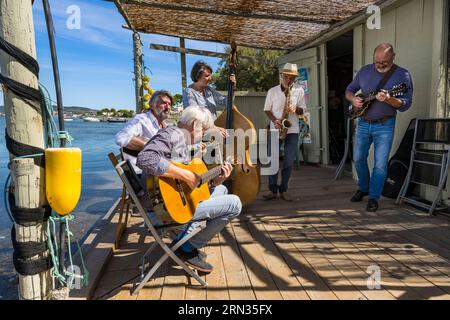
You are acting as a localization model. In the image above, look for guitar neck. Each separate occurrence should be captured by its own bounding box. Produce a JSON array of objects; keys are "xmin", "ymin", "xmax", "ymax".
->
[{"xmin": 199, "ymin": 166, "xmax": 223, "ymax": 185}]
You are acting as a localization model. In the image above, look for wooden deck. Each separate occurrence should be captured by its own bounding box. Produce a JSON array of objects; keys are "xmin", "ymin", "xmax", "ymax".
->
[{"xmin": 90, "ymin": 165, "xmax": 450, "ymax": 300}]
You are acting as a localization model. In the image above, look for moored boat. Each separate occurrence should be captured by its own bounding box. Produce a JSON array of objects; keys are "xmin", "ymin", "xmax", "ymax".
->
[
  {"xmin": 83, "ymin": 116, "xmax": 100, "ymax": 122},
  {"xmin": 107, "ymin": 117, "xmax": 127, "ymax": 123}
]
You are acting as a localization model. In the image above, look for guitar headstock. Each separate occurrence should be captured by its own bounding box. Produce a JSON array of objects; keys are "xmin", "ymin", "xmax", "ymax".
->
[{"xmin": 389, "ymin": 82, "xmax": 408, "ymax": 97}]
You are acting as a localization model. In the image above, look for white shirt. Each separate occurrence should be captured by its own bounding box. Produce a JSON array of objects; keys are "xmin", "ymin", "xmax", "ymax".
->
[
  {"xmin": 264, "ymin": 84, "xmax": 307, "ymax": 135},
  {"xmin": 115, "ymin": 110, "xmax": 163, "ymax": 173}
]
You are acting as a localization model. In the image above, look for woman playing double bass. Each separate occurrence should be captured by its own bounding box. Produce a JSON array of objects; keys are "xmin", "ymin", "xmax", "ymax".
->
[{"xmin": 182, "ymin": 60, "xmax": 236, "ymax": 137}]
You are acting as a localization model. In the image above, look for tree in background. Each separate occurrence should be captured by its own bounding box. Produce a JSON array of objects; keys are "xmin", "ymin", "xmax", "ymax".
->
[
  {"xmin": 211, "ymin": 47, "xmax": 286, "ymax": 92},
  {"xmin": 173, "ymin": 93, "xmax": 182, "ymax": 105},
  {"xmin": 117, "ymin": 109, "xmax": 134, "ymax": 118}
]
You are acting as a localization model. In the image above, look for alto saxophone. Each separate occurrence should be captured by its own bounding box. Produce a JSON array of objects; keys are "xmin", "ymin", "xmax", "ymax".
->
[{"xmin": 279, "ymin": 83, "xmax": 293, "ymax": 140}]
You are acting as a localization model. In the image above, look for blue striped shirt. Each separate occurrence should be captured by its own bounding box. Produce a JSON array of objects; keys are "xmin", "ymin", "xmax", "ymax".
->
[{"xmin": 136, "ymin": 126, "xmax": 190, "ymax": 177}]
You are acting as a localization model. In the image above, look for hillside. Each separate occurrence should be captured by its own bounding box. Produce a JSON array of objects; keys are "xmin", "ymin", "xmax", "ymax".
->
[{"xmin": 0, "ymin": 105, "xmax": 97, "ymax": 114}]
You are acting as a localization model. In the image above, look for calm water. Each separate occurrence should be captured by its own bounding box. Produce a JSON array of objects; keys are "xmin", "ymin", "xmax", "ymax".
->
[{"xmin": 0, "ymin": 116, "xmax": 124, "ymax": 299}]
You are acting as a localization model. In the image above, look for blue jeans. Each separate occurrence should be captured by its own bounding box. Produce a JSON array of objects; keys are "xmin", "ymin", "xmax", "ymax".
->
[
  {"xmin": 184, "ymin": 185, "xmax": 242, "ymax": 249},
  {"xmin": 268, "ymin": 133, "xmax": 299, "ymax": 193},
  {"xmin": 354, "ymin": 118, "xmax": 395, "ymax": 200}
]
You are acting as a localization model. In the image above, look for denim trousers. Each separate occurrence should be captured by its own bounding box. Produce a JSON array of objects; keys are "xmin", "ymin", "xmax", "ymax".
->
[
  {"xmin": 268, "ymin": 133, "xmax": 299, "ymax": 193},
  {"xmin": 184, "ymin": 185, "xmax": 242, "ymax": 249},
  {"xmin": 354, "ymin": 117, "xmax": 396, "ymax": 200}
]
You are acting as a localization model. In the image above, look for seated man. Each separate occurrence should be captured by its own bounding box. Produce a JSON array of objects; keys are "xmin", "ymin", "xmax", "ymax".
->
[
  {"xmin": 115, "ymin": 90, "xmax": 172, "ymax": 172},
  {"xmin": 136, "ymin": 106, "xmax": 242, "ymax": 273}
]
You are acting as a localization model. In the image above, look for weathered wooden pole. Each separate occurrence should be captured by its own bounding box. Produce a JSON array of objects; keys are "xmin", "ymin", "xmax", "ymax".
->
[
  {"xmin": 180, "ymin": 37, "xmax": 187, "ymax": 89},
  {"xmin": 133, "ymin": 31, "xmax": 143, "ymax": 113},
  {"xmin": 0, "ymin": 0, "xmax": 51, "ymax": 299}
]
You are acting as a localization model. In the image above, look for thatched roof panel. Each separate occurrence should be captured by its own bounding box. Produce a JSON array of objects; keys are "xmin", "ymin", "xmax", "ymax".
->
[{"xmin": 115, "ymin": 0, "xmax": 386, "ymax": 49}]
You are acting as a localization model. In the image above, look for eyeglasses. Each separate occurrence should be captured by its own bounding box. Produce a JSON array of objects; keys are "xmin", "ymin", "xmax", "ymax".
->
[{"xmin": 374, "ymin": 57, "xmax": 394, "ymax": 66}]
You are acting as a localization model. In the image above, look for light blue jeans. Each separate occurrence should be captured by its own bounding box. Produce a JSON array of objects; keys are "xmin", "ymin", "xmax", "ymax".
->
[
  {"xmin": 268, "ymin": 133, "xmax": 299, "ymax": 193},
  {"xmin": 354, "ymin": 117, "xmax": 396, "ymax": 200},
  {"xmin": 184, "ymin": 185, "xmax": 242, "ymax": 249}
]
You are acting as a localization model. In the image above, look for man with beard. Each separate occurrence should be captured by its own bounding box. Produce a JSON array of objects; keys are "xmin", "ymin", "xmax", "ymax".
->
[
  {"xmin": 346, "ymin": 43, "xmax": 413, "ymax": 212},
  {"xmin": 115, "ymin": 90, "xmax": 173, "ymax": 171}
]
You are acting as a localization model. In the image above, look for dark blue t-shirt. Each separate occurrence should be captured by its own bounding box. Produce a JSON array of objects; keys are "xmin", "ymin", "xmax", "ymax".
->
[{"xmin": 346, "ymin": 64, "xmax": 413, "ymax": 120}]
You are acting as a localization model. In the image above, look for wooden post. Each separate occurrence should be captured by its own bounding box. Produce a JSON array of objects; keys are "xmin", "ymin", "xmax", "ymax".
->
[
  {"xmin": 133, "ymin": 32, "xmax": 143, "ymax": 113},
  {"xmin": 0, "ymin": 0, "xmax": 51, "ymax": 299},
  {"xmin": 180, "ymin": 37, "xmax": 187, "ymax": 89}
]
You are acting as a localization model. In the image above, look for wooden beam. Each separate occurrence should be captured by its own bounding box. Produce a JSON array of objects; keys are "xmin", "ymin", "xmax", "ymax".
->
[
  {"xmin": 150, "ymin": 43, "xmax": 227, "ymax": 59},
  {"xmin": 149, "ymin": 43, "xmax": 262, "ymax": 64},
  {"xmin": 0, "ymin": 0, "xmax": 51, "ymax": 300},
  {"xmin": 179, "ymin": 38, "xmax": 187, "ymax": 89},
  {"xmin": 119, "ymin": 0, "xmax": 333, "ymax": 24},
  {"xmin": 133, "ymin": 32, "xmax": 143, "ymax": 112},
  {"xmin": 112, "ymin": 0, "xmax": 136, "ymax": 32}
]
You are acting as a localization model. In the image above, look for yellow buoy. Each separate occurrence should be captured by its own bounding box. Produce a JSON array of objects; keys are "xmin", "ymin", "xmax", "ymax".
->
[{"xmin": 45, "ymin": 148, "xmax": 82, "ymax": 216}]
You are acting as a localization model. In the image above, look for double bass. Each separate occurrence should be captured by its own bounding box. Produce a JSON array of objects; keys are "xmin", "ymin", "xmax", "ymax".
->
[{"xmin": 214, "ymin": 42, "xmax": 260, "ymax": 206}]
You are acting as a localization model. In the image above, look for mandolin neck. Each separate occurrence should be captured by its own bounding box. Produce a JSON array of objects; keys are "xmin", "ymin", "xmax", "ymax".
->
[{"xmin": 365, "ymin": 88, "xmax": 390, "ymax": 103}]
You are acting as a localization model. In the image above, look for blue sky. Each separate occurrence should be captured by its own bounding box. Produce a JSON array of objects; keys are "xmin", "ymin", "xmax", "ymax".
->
[{"xmin": 1, "ymin": 0, "xmax": 227, "ymax": 110}]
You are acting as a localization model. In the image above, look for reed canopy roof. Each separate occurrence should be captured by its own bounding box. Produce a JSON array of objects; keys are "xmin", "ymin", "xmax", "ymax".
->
[{"xmin": 114, "ymin": 0, "xmax": 385, "ymax": 50}]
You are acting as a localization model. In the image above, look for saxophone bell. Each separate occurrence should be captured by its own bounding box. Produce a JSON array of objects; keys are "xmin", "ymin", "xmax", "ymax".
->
[{"xmin": 281, "ymin": 119, "xmax": 292, "ymax": 129}]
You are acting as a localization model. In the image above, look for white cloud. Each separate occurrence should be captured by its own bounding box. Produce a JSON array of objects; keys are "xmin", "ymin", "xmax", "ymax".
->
[{"xmin": 33, "ymin": 0, "xmax": 131, "ymax": 52}]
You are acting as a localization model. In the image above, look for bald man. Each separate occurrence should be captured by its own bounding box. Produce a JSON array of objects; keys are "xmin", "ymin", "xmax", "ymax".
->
[{"xmin": 345, "ymin": 43, "xmax": 413, "ymax": 212}]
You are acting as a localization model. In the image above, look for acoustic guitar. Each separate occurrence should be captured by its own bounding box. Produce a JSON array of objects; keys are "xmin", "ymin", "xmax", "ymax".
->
[
  {"xmin": 157, "ymin": 159, "xmax": 225, "ymax": 224},
  {"xmin": 348, "ymin": 82, "xmax": 407, "ymax": 120}
]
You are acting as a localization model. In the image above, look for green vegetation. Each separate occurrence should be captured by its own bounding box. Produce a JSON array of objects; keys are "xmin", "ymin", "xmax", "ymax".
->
[
  {"xmin": 212, "ymin": 47, "xmax": 286, "ymax": 92},
  {"xmin": 97, "ymin": 108, "xmax": 134, "ymax": 118},
  {"xmin": 173, "ymin": 93, "xmax": 182, "ymax": 105}
]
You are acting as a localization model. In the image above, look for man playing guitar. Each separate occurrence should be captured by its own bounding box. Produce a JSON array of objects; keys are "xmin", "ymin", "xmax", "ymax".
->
[
  {"xmin": 136, "ymin": 106, "xmax": 242, "ymax": 273},
  {"xmin": 345, "ymin": 43, "xmax": 413, "ymax": 212}
]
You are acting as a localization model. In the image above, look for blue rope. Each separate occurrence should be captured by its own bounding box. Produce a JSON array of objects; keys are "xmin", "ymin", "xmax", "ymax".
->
[
  {"xmin": 39, "ymin": 83, "xmax": 74, "ymax": 147},
  {"xmin": 46, "ymin": 214, "xmax": 89, "ymax": 288}
]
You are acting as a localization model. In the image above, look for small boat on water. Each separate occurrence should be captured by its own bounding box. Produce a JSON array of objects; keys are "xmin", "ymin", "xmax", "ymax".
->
[
  {"xmin": 107, "ymin": 117, "xmax": 127, "ymax": 123},
  {"xmin": 83, "ymin": 117, "xmax": 100, "ymax": 122},
  {"xmin": 64, "ymin": 118, "xmax": 73, "ymax": 122}
]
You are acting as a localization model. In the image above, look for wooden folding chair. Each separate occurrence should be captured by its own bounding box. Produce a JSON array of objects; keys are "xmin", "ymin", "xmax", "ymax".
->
[
  {"xmin": 108, "ymin": 151, "xmax": 133, "ymax": 250},
  {"xmin": 113, "ymin": 159, "xmax": 208, "ymax": 295}
]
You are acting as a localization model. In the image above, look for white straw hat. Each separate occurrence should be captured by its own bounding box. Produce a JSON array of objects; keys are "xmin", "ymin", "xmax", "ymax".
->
[{"xmin": 281, "ymin": 63, "xmax": 298, "ymax": 76}]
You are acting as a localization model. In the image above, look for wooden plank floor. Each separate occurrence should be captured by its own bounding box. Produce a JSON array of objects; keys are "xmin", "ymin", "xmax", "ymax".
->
[{"xmin": 91, "ymin": 165, "xmax": 450, "ymax": 300}]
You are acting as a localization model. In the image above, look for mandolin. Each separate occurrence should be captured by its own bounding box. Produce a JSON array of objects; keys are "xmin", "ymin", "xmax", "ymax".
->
[
  {"xmin": 157, "ymin": 159, "xmax": 225, "ymax": 224},
  {"xmin": 348, "ymin": 82, "xmax": 407, "ymax": 120}
]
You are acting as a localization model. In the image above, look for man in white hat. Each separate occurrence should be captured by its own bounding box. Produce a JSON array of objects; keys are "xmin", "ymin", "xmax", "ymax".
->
[{"xmin": 263, "ymin": 63, "xmax": 307, "ymax": 201}]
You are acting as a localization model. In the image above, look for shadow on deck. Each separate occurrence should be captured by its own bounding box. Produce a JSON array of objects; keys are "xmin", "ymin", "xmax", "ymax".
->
[{"xmin": 76, "ymin": 165, "xmax": 450, "ymax": 300}]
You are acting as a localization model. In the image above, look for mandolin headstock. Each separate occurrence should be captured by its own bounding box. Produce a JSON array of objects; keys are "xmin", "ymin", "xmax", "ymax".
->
[{"xmin": 389, "ymin": 82, "xmax": 408, "ymax": 97}]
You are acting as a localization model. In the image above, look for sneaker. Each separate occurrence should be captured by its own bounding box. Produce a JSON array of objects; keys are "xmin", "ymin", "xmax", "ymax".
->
[
  {"xmin": 175, "ymin": 249, "xmax": 213, "ymax": 273},
  {"xmin": 366, "ymin": 199, "xmax": 379, "ymax": 212},
  {"xmin": 350, "ymin": 190, "xmax": 369, "ymax": 202},
  {"xmin": 170, "ymin": 239, "xmax": 207, "ymax": 259},
  {"xmin": 280, "ymin": 192, "xmax": 293, "ymax": 202},
  {"xmin": 263, "ymin": 191, "xmax": 277, "ymax": 201}
]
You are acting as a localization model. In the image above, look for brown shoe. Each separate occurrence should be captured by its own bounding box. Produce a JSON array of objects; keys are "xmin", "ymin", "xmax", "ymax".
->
[
  {"xmin": 280, "ymin": 192, "xmax": 293, "ymax": 202},
  {"xmin": 263, "ymin": 191, "xmax": 277, "ymax": 201}
]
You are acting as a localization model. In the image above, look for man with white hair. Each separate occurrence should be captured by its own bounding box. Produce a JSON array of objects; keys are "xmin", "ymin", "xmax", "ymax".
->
[
  {"xmin": 136, "ymin": 106, "xmax": 242, "ymax": 273},
  {"xmin": 346, "ymin": 43, "xmax": 413, "ymax": 212}
]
